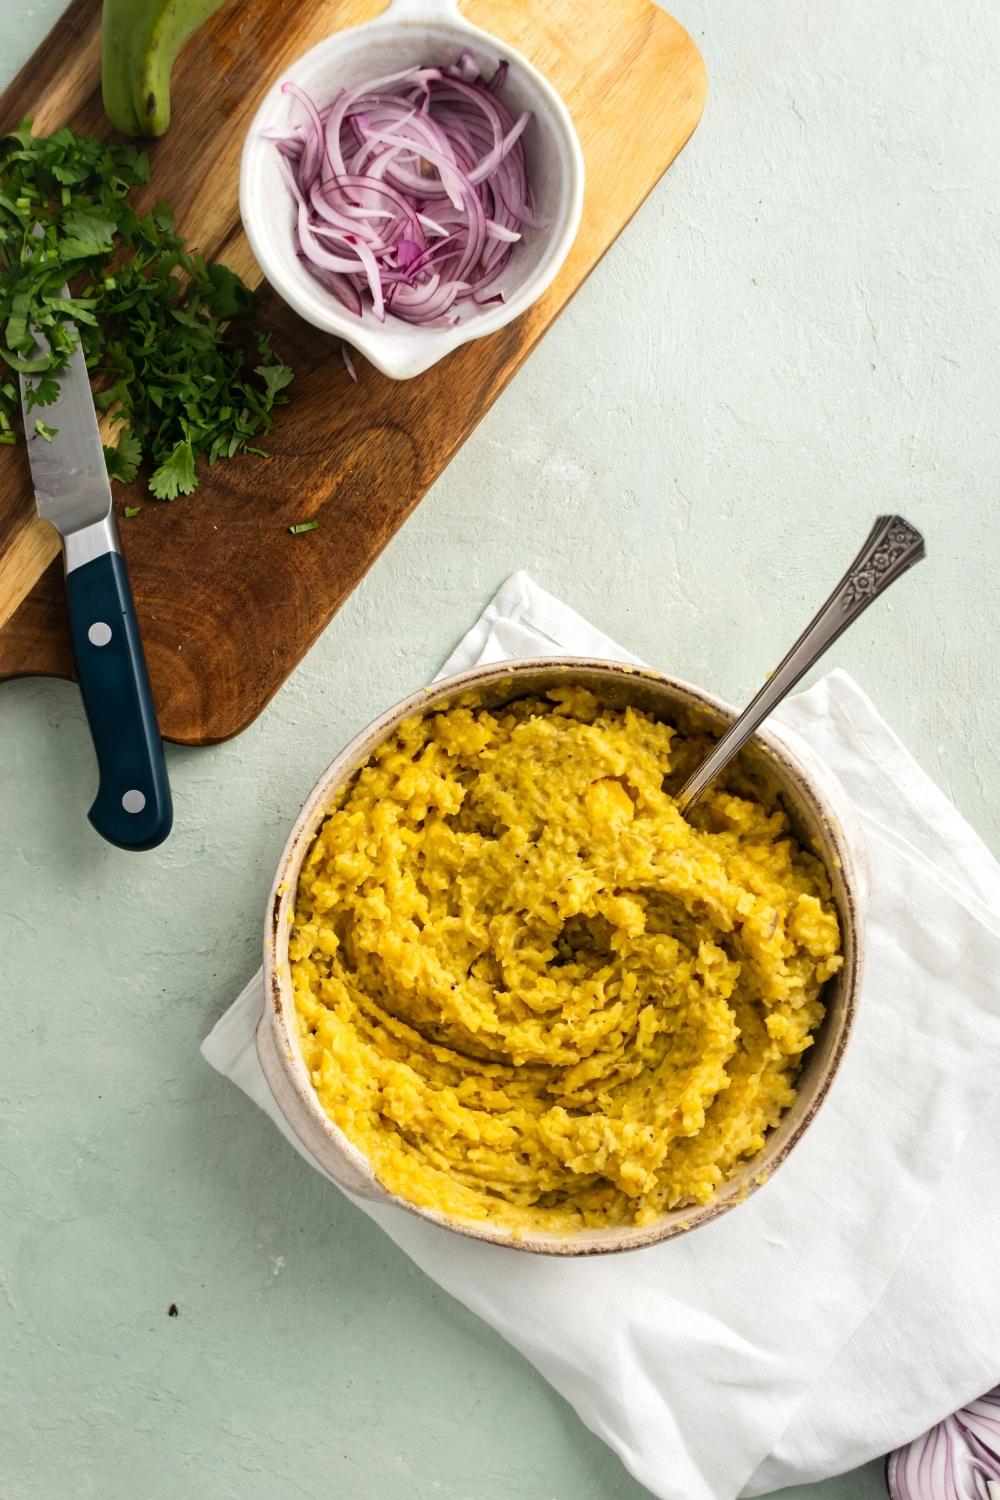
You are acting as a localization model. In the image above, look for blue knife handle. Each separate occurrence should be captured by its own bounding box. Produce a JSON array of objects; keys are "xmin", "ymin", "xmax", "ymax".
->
[{"xmin": 65, "ymin": 547, "xmax": 173, "ymax": 850}]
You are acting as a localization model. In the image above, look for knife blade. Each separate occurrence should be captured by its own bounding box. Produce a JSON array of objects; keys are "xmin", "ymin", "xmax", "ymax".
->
[
  {"xmin": 22, "ymin": 333, "xmax": 115, "ymax": 542},
  {"xmin": 20, "ymin": 326, "xmax": 172, "ymax": 850}
]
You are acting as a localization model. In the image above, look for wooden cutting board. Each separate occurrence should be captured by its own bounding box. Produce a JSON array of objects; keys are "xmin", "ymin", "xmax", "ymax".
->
[{"xmin": 0, "ymin": 0, "xmax": 705, "ymax": 743}]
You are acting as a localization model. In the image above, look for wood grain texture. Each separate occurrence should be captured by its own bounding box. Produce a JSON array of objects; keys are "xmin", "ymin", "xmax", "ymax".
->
[{"xmin": 0, "ymin": 0, "xmax": 706, "ymax": 743}]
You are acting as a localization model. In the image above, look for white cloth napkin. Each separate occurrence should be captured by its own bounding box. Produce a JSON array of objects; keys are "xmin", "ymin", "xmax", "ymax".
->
[{"xmin": 203, "ymin": 572, "xmax": 1000, "ymax": 1500}]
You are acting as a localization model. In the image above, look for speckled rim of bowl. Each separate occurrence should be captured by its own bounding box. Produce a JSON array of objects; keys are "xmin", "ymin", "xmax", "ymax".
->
[{"xmin": 260, "ymin": 659, "xmax": 870, "ymax": 1256}]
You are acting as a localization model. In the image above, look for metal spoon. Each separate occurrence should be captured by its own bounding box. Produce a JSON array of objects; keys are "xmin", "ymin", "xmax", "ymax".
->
[{"xmin": 675, "ymin": 514, "xmax": 926, "ymax": 814}]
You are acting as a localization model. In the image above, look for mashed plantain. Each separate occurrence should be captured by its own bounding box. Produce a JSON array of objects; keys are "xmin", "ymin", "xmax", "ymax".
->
[{"xmin": 290, "ymin": 687, "xmax": 842, "ymax": 1233}]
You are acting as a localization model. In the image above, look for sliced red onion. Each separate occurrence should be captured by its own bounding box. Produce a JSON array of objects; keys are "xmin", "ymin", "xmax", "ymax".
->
[
  {"xmin": 887, "ymin": 1389, "xmax": 1000, "ymax": 1500},
  {"xmin": 270, "ymin": 55, "xmax": 537, "ymax": 328}
]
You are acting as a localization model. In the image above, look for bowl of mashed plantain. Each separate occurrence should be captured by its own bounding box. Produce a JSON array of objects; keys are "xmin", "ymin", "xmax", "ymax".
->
[{"xmin": 260, "ymin": 659, "xmax": 868, "ymax": 1254}]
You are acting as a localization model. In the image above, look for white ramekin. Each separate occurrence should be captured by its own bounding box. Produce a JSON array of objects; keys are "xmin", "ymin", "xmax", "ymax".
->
[{"xmin": 239, "ymin": 0, "xmax": 585, "ymax": 379}]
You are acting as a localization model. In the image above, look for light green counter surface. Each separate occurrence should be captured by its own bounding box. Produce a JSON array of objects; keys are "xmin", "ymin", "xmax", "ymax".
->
[{"xmin": 3, "ymin": 0, "xmax": 996, "ymax": 1495}]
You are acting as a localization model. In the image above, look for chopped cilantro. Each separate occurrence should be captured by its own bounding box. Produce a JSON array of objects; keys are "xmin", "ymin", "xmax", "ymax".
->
[
  {"xmin": 25, "ymin": 373, "xmax": 59, "ymax": 408},
  {"xmin": 59, "ymin": 207, "xmax": 118, "ymax": 259},
  {"xmin": 149, "ymin": 440, "xmax": 196, "ymax": 500},
  {"xmin": 103, "ymin": 427, "xmax": 141, "ymax": 484},
  {"xmin": 34, "ymin": 417, "xmax": 56, "ymax": 441},
  {"xmin": 256, "ymin": 363, "xmax": 294, "ymax": 402},
  {"xmin": 289, "ymin": 520, "xmax": 319, "ymax": 534},
  {"xmin": 123, "ymin": 504, "xmax": 141, "ymax": 518},
  {"xmin": 0, "ymin": 121, "xmax": 293, "ymax": 498}
]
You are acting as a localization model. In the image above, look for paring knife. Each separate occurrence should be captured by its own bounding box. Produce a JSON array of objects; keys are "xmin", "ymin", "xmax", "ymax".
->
[{"xmin": 20, "ymin": 326, "xmax": 172, "ymax": 850}]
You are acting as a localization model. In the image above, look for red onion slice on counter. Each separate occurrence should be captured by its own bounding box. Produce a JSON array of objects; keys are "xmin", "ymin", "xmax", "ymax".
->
[
  {"xmin": 886, "ymin": 1389, "xmax": 1000, "ymax": 1500},
  {"xmin": 268, "ymin": 53, "xmax": 538, "ymax": 328}
]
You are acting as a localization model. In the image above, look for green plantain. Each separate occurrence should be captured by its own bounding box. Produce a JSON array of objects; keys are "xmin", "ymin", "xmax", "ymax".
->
[{"xmin": 101, "ymin": 0, "xmax": 227, "ymax": 138}]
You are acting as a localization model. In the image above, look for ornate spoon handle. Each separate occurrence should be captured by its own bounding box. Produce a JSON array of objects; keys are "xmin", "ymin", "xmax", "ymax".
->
[{"xmin": 676, "ymin": 515, "xmax": 926, "ymax": 814}]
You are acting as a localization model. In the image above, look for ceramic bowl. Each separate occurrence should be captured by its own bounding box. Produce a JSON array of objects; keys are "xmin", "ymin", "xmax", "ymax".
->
[
  {"xmin": 239, "ymin": 0, "xmax": 585, "ymax": 379},
  {"xmin": 259, "ymin": 659, "xmax": 870, "ymax": 1255}
]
